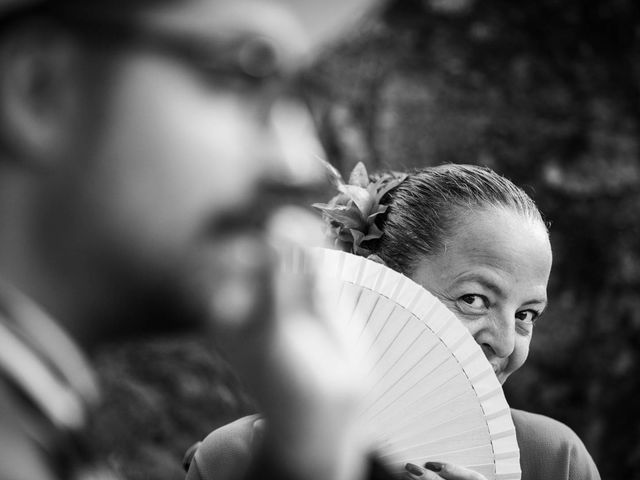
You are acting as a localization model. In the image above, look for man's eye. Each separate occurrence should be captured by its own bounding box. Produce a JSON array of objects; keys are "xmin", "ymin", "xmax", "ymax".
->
[
  {"xmin": 459, "ymin": 294, "xmax": 487, "ymax": 310},
  {"xmin": 515, "ymin": 310, "xmax": 539, "ymax": 324}
]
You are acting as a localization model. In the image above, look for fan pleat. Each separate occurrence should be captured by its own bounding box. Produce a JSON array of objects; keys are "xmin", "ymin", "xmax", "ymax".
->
[
  {"xmin": 337, "ymin": 283, "xmax": 363, "ymax": 323},
  {"xmin": 374, "ymin": 373, "xmax": 478, "ymax": 435},
  {"xmin": 381, "ymin": 429, "xmax": 494, "ymax": 460},
  {"xmin": 365, "ymin": 353, "xmax": 460, "ymax": 421},
  {"xmin": 382, "ymin": 402, "xmax": 487, "ymax": 445}
]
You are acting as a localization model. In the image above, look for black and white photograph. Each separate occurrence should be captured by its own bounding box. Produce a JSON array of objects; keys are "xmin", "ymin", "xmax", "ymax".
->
[{"xmin": 0, "ymin": 1, "xmax": 635, "ymax": 479}]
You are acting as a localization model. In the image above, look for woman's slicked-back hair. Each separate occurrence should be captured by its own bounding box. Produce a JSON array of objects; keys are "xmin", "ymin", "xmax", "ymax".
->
[{"xmin": 372, "ymin": 164, "xmax": 546, "ymax": 275}]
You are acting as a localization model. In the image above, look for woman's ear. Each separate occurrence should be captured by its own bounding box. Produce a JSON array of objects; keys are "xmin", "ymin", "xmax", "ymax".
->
[{"xmin": 0, "ymin": 21, "xmax": 82, "ymax": 168}]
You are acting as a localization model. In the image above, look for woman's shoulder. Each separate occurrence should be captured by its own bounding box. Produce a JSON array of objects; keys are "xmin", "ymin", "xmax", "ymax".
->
[
  {"xmin": 511, "ymin": 408, "xmax": 582, "ymax": 442},
  {"xmin": 511, "ymin": 408, "xmax": 601, "ymax": 480}
]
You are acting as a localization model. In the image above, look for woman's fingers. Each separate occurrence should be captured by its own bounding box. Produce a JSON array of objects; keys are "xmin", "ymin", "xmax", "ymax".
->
[
  {"xmin": 425, "ymin": 462, "xmax": 488, "ymax": 480},
  {"xmin": 403, "ymin": 462, "xmax": 488, "ymax": 480},
  {"xmin": 403, "ymin": 463, "xmax": 440, "ymax": 480}
]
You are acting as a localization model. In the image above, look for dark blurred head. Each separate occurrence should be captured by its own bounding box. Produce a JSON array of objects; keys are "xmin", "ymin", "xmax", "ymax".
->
[
  {"xmin": 372, "ymin": 164, "xmax": 547, "ymax": 275},
  {"xmin": 0, "ymin": 0, "xmax": 379, "ymax": 346}
]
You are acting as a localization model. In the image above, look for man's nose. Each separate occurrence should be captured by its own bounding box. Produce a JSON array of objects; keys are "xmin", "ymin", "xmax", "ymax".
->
[
  {"xmin": 258, "ymin": 99, "xmax": 327, "ymax": 190},
  {"xmin": 478, "ymin": 311, "xmax": 516, "ymax": 360}
]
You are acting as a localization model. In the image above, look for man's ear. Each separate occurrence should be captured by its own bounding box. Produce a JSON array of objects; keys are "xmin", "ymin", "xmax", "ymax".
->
[{"xmin": 0, "ymin": 22, "xmax": 82, "ymax": 168}]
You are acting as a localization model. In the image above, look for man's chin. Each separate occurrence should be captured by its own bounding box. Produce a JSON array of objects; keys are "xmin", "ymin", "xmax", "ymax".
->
[{"xmin": 90, "ymin": 275, "xmax": 208, "ymax": 347}]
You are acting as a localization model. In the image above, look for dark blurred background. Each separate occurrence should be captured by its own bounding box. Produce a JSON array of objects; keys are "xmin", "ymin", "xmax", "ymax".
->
[{"xmin": 92, "ymin": 1, "xmax": 640, "ymax": 479}]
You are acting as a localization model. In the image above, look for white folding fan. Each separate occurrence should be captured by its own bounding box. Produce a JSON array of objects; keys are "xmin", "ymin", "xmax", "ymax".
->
[{"xmin": 281, "ymin": 246, "xmax": 521, "ymax": 480}]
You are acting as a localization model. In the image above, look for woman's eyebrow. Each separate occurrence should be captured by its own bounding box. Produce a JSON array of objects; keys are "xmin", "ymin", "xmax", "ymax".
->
[
  {"xmin": 522, "ymin": 297, "xmax": 548, "ymax": 309},
  {"xmin": 453, "ymin": 272, "xmax": 507, "ymax": 297},
  {"xmin": 455, "ymin": 272, "xmax": 549, "ymax": 307}
]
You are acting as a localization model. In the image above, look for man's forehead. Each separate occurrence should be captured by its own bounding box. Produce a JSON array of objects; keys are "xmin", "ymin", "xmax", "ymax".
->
[
  {"xmin": 1, "ymin": 0, "xmax": 380, "ymax": 56},
  {"xmin": 137, "ymin": 1, "xmax": 318, "ymax": 67},
  {"xmin": 144, "ymin": 0, "xmax": 377, "ymax": 42}
]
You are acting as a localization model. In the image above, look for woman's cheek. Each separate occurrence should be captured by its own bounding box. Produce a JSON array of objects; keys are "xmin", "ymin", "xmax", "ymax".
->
[
  {"xmin": 452, "ymin": 312, "xmax": 483, "ymax": 338},
  {"xmin": 435, "ymin": 295, "xmax": 484, "ymax": 341}
]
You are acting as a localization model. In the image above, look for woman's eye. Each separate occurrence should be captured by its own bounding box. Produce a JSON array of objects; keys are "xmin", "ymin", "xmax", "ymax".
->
[
  {"xmin": 458, "ymin": 294, "xmax": 487, "ymax": 310},
  {"xmin": 515, "ymin": 310, "xmax": 539, "ymax": 324}
]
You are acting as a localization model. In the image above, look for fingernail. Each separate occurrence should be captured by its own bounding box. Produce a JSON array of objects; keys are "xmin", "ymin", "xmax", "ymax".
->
[
  {"xmin": 424, "ymin": 462, "xmax": 443, "ymax": 472},
  {"xmin": 405, "ymin": 463, "xmax": 424, "ymax": 476}
]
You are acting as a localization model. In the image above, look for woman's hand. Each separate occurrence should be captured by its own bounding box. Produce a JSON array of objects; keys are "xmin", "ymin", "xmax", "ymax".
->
[{"xmin": 404, "ymin": 462, "xmax": 488, "ymax": 480}]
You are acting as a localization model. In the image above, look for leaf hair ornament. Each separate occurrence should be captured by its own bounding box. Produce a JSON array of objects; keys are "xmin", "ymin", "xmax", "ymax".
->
[{"xmin": 312, "ymin": 160, "xmax": 406, "ymax": 256}]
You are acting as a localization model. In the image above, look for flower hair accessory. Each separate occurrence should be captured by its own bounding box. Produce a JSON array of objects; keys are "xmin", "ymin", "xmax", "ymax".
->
[{"xmin": 312, "ymin": 160, "xmax": 406, "ymax": 256}]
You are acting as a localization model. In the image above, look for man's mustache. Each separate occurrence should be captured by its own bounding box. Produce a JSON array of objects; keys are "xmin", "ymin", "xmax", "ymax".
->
[{"xmin": 204, "ymin": 178, "xmax": 328, "ymax": 237}]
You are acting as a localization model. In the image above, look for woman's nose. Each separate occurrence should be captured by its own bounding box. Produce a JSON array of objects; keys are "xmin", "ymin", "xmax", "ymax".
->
[{"xmin": 477, "ymin": 312, "xmax": 516, "ymax": 360}]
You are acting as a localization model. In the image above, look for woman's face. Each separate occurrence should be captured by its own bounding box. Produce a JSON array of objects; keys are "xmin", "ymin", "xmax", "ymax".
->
[{"xmin": 411, "ymin": 207, "xmax": 552, "ymax": 384}]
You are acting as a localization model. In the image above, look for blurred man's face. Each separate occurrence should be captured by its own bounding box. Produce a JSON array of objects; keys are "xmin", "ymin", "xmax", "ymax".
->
[{"xmin": 41, "ymin": 0, "xmax": 334, "ymax": 337}]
